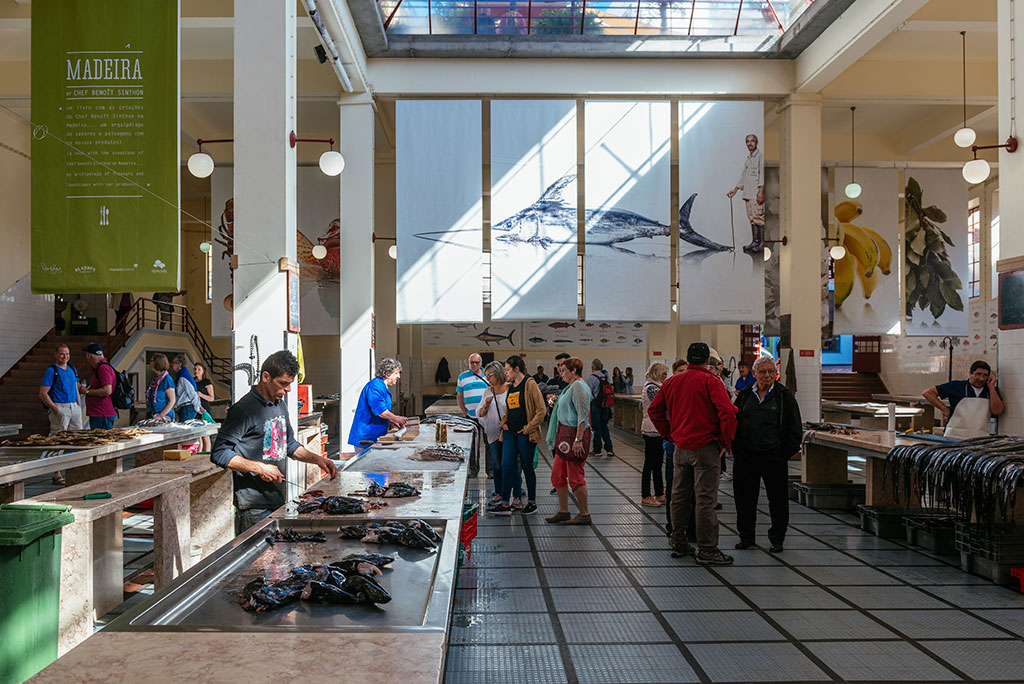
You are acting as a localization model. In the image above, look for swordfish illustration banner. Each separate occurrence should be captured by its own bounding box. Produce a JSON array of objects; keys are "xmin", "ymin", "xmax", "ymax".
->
[{"xmin": 421, "ymin": 320, "xmax": 647, "ymax": 349}]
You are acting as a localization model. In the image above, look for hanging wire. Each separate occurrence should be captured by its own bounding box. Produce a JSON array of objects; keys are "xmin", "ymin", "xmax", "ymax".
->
[
  {"xmin": 961, "ymin": 30, "xmax": 968, "ymax": 130},
  {"xmin": 1012, "ymin": 0, "xmax": 1018, "ymax": 138},
  {"xmin": 850, "ymin": 106, "xmax": 856, "ymax": 183},
  {"xmin": 0, "ymin": 101, "xmax": 274, "ymax": 264}
]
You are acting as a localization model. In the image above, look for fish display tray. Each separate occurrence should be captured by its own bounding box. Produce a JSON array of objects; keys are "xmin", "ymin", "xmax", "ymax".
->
[
  {"xmin": 795, "ymin": 483, "xmax": 865, "ymax": 511},
  {"xmin": 858, "ymin": 505, "xmax": 923, "ymax": 539},
  {"xmin": 903, "ymin": 516, "xmax": 957, "ymax": 555},
  {"xmin": 109, "ymin": 517, "xmax": 455, "ymax": 632},
  {"xmin": 960, "ymin": 551, "xmax": 1021, "ymax": 588}
]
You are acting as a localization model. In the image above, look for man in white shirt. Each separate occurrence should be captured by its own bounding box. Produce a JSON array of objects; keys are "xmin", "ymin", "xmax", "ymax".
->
[
  {"xmin": 456, "ymin": 353, "xmax": 489, "ymax": 477},
  {"xmin": 727, "ymin": 133, "xmax": 765, "ymax": 254}
]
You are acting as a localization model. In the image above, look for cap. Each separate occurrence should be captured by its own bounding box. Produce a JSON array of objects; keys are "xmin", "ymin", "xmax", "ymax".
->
[
  {"xmin": 83, "ymin": 342, "xmax": 104, "ymax": 356},
  {"xmin": 686, "ymin": 342, "xmax": 710, "ymax": 364}
]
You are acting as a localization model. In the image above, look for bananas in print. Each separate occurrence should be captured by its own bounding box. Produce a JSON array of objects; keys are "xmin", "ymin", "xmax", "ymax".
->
[{"xmin": 833, "ymin": 200, "xmax": 893, "ymax": 309}]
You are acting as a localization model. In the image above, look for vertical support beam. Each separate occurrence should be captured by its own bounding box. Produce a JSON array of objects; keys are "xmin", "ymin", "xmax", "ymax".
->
[
  {"xmin": 232, "ymin": 0, "xmax": 298, "ymax": 412},
  {"xmin": 153, "ymin": 485, "xmax": 191, "ymax": 587},
  {"xmin": 339, "ymin": 99, "xmax": 376, "ymax": 448},
  {"xmin": 779, "ymin": 94, "xmax": 823, "ymax": 423},
  {"xmin": 374, "ymin": 161, "xmax": 398, "ymax": 359}
]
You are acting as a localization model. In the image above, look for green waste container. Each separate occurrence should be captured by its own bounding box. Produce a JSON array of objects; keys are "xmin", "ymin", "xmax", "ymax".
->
[{"xmin": 0, "ymin": 504, "xmax": 75, "ymax": 684}]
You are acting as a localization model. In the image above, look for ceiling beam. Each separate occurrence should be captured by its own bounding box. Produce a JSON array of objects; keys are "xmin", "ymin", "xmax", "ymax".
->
[
  {"xmin": 896, "ymin": 104, "xmax": 998, "ymax": 155},
  {"xmin": 897, "ymin": 20, "xmax": 998, "ymax": 33},
  {"xmin": 795, "ymin": 0, "xmax": 929, "ymax": 93}
]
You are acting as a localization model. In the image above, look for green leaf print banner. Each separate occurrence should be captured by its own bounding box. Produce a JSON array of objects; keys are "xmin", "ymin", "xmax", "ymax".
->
[{"xmin": 31, "ymin": 0, "xmax": 179, "ymax": 293}]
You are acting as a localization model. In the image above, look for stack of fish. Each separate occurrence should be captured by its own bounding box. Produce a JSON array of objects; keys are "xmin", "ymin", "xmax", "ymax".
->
[
  {"xmin": 240, "ymin": 553, "xmax": 393, "ymax": 612},
  {"xmin": 884, "ymin": 436, "xmax": 1024, "ymax": 528},
  {"xmin": 338, "ymin": 519, "xmax": 441, "ymax": 550}
]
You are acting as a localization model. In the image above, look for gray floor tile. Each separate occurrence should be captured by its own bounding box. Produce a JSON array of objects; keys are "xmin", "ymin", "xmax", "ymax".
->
[
  {"xmin": 464, "ymin": 551, "xmax": 536, "ymax": 568},
  {"xmin": 796, "ymin": 523, "xmax": 867, "ymax": 536},
  {"xmin": 532, "ymin": 536, "xmax": 607, "ymax": 552},
  {"xmin": 805, "ymin": 641, "xmax": 959, "ymax": 681},
  {"xmin": 663, "ymin": 610, "xmax": 786, "ymax": 642},
  {"xmin": 596, "ymin": 513, "xmax": 664, "ymax": 525},
  {"xmin": 544, "ymin": 567, "xmax": 633, "ymax": 587},
  {"xmin": 765, "ymin": 537, "xmax": 833, "ymax": 550},
  {"xmin": 474, "ymin": 525, "xmax": 531, "ymax": 538},
  {"xmin": 457, "ymin": 567, "xmax": 541, "ymax": 589},
  {"xmin": 775, "ymin": 549, "xmax": 865, "ymax": 565},
  {"xmin": 829, "ymin": 585, "xmax": 950, "ymax": 610},
  {"xmin": 551, "ymin": 587, "xmax": 648, "ymax": 612},
  {"xmin": 627, "ymin": 566, "xmax": 723, "ymax": 587},
  {"xmin": 527, "ymin": 524, "xmax": 599, "ymax": 537},
  {"xmin": 454, "ymin": 587, "xmax": 548, "ymax": 613},
  {"xmin": 445, "ymin": 645, "xmax": 567, "ymax": 684},
  {"xmin": 737, "ymin": 586, "xmax": 849, "ymax": 610},
  {"xmin": 712, "ymin": 565, "xmax": 812, "ymax": 586},
  {"xmin": 842, "ymin": 548, "xmax": 948, "ymax": 565},
  {"xmin": 816, "ymin": 536, "xmax": 906, "ymax": 550},
  {"xmin": 538, "ymin": 551, "xmax": 619, "ymax": 567},
  {"xmin": 918, "ymin": 583, "xmax": 1024, "ymax": 609},
  {"xmin": 614, "ymin": 549, "xmax": 697, "ymax": 567},
  {"xmin": 559, "ymin": 612, "xmax": 671, "ymax": 644},
  {"xmin": 646, "ymin": 586, "xmax": 749, "ymax": 611},
  {"xmin": 918, "ymin": 640, "xmax": 1024, "ymax": 681},
  {"xmin": 567, "ymin": 644, "xmax": 698, "ymax": 684},
  {"xmin": 970, "ymin": 609, "xmax": 1024, "ymax": 636},
  {"xmin": 879, "ymin": 564, "xmax": 993, "ymax": 585},
  {"xmin": 723, "ymin": 549, "xmax": 784, "ymax": 566},
  {"xmin": 605, "ymin": 535, "xmax": 677, "ymax": 551},
  {"xmin": 796, "ymin": 565, "xmax": 903, "ymax": 585},
  {"xmin": 688, "ymin": 642, "xmax": 830, "ymax": 682},
  {"xmin": 869, "ymin": 609, "xmax": 1012, "ymax": 639},
  {"xmin": 471, "ymin": 537, "xmax": 533, "ymax": 553},
  {"xmin": 596, "ymin": 523, "xmax": 667, "ymax": 537},
  {"xmin": 450, "ymin": 613, "xmax": 557, "ymax": 644},
  {"xmin": 585, "ymin": 504, "xmax": 645, "ymax": 514},
  {"xmin": 766, "ymin": 610, "xmax": 897, "ymax": 640}
]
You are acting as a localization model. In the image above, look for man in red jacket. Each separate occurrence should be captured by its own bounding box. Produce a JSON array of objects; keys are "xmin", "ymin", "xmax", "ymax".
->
[{"xmin": 648, "ymin": 342, "xmax": 738, "ymax": 565}]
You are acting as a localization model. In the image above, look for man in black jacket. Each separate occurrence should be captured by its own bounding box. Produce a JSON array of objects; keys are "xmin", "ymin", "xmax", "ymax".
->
[{"xmin": 731, "ymin": 355, "xmax": 802, "ymax": 553}]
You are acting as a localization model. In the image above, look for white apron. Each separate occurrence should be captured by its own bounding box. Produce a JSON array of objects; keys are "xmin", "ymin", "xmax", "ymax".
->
[{"xmin": 943, "ymin": 396, "xmax": 991, "ymax": 440}]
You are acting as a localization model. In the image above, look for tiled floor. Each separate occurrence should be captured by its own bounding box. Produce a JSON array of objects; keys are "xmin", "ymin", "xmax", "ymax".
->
[{"xmin": 447, "ymin": 427, "xmax": 1024, "ymax": 684}]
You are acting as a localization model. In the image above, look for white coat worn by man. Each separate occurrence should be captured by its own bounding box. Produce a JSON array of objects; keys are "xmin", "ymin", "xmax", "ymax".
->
[{"xmin": 922, "ymin": 360, "xmax": 1004, "ymax": 439}]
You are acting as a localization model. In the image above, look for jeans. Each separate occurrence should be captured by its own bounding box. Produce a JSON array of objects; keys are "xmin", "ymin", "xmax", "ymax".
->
[
  {"xmin": 177, "ymin": 404, "xmax": 198, "ymax": 421},
  {"xmin": 235, "ymin": 507, "xmax": 273, "ymax": 535},
  {"xmin": 501, "ymin": 430, "xmax": 536, "ymax": 503},
  {"xmin": 590, "ymin": 406, "xmax": 613, "ymax": 454},
  {"xmin": 733, "ymin": 455, "xmax": 790, "ymax": 545},
  {"xmin": 489, "ymin": 439, "xmax": 520, "ymax": 498},
  {"xmin": 663, "ymin": 441, "xmax": 674, "ymax": 530},
  {"xmin": 89, "ymin": 416, "xmax": 116, "ymax": 430},
  {"xmin": 670, "ymin": 443, "xmax": 722, "ymax": 551},
  {"xmin": 642, "ymin": 435, "xmax": 665, "ymax": 498}
]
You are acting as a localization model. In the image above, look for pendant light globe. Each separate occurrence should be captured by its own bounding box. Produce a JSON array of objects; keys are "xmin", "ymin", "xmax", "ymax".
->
[
  {"xmin": 763, "ymin": 246, "xmax": 772, "ymax": 261},
  {"xmin": 829, "ymin": 245, "xmax": 847, "ymax": 260},
  {"xmin": 311, "ymin": 245, "xmax": 328, "ymax": 260},
  {"xmin": 962, "ymin": 158, "xmax": 991, "ymax": 184},
  {"xmin": 187, "ymin": 152, "xmax": 215, "ymax": 178},
  {"xmin": 388, "ymin": 245, "xmax": 397, "ymax": 260},
  {"xmin": 844, "ymin": 182, "xmax": 862, "ymax": 199},
  {"xmin": 319, "ymin": 150, "xmax": 345, "ymax": 176},
  {"xmin": 954, "ymin": 127, "xmax": 977, "ymax": 148}
]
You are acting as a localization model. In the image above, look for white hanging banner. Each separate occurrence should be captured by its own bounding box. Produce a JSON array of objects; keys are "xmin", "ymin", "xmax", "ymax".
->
[
  {"xmin": 832, "ymin": 167, "xmax": 899, "ymax": 335},
  {"xmin": 584, "ymin": 101, "xmax": 671, "ymax": 322},
  {"xmin": 396, "ymin": 100, "xmax": 483, "ymax": 324},
  {"xmin": 677, "ymin": 101, "xmax": 765, "ymax": 324},
  {"xmin": 904, "ymin": 169, "xmax": 968, "ymax": 336},
  {"xmin": 490, "ymin": 100, "xmax": 578, "ymax": 321}
]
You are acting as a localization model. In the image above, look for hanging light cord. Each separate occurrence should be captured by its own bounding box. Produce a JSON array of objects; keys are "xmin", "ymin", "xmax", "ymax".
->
[
  {"xmin": 961, "ymin": 31, "xmax": 968, "ymax": 130},
  {"xmin": 1011, "ymin": 0, "xmax": 1018, "ymax": 139},
  {"xmin": 850, "ymin": 106, "xmax": 856, "ymax": 183}
]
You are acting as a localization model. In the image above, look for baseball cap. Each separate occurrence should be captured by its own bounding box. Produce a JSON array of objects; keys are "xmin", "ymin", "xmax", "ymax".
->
[
  {"xmin": 83, "ymin": 342, "xmax": 104, "ymax": 356},
  {"xmin": 686, "ymin": 342, "xmax": 710, "ymax": 364}
]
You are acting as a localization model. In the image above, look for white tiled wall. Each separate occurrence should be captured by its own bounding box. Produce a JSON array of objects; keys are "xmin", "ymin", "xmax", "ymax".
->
[
  {"xmin": 789, "ymin": 353, "xmax": 821, "ymax": 423},
  {"xmin": 997, "ymin": 329, "xmax": 1024, "ymax": 435},
  {"xmin": 0, "ymin": 275, "xmax": 53, "ymax": 376}
]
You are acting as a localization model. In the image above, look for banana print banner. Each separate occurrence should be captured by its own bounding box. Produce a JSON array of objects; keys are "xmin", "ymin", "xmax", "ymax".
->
[
  {"xmin": 904, "ymin": 169, "xmax": 968, "ymax": 336},
  {"xmin": 832, "ymin": 168, "xmax": 899, "ymax": 334}
]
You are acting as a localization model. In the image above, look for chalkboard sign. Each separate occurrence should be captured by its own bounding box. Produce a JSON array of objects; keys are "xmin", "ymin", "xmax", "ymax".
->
[{"xmin": 999, "ymin": 269, "xmax": 1024, "ymax": 330}]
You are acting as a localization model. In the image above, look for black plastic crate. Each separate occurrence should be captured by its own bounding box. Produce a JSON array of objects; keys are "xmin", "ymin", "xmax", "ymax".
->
[
  {"xmin": 858, "ymin": 505, "xmax": 920, "ymax": 538},
  {"xmin": 955, "ymin": 523, "xmax": 1024, "ymax": 562},
  {"xmin": 787, "ymin": 475, "xmax": 801, "ymax": 502},
  {"xmin": 903, "ymin": 516, "xmax": 957, "ymax": 555},
  {"xmin": 794, "ymin": 483, "xmax": 865, "ymax": 512},
  {"xmin": 960, "ymin": 551, "xmax": 1021, "ymax": 588}
]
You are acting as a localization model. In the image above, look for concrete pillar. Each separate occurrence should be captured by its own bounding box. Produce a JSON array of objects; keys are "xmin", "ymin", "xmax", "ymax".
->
[
  {"xmin": 339, "ymin": 98, "xmax": 376, "ymax": 448},
  {"xmin": 779, "ymin": 94, "xmax": 822, "ymax": 423},
  {"xmin": 232, "ymin": 0, "xmax": 298, "ymax": 413},
  {"xmin": 997, "ymin": 0, "xmax": 1024, "ymax": 434}
]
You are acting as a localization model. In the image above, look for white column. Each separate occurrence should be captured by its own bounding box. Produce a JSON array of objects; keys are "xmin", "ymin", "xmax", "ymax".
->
[
  {"xmin": 997, "ymin": 0, "xmax": 1024, "ymax": 433},
  {"xmin": 339, "ymin": 98, "xmax": 376, "ymax": 448},
  {"xmin": 779, "ymin": 94, "xmax": 823, "ymax": 422},
  {"xmin": 231, "ymin": 0, "xmax": 298, "ymax": 418}
]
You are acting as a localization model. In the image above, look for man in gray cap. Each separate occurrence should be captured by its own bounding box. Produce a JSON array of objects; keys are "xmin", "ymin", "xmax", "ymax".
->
[
  {"xmin": 648, "ymin": 342, "xmax": 738, "ymax": 566},
  {"xmin": 82, "ymin": 342, "xmax": 117, "ymax": 429}
]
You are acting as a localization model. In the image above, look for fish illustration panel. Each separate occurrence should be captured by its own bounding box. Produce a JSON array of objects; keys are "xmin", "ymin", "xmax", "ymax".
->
[
  {"xmin": 524, "ymin": 321, "xmax": 646, "ymax": 349},
  {"xmin": 677, "ymin": 101, "xmax": 766, "ymax": 324},
  {"xmin": 832, "ymin": 167, "xmax": 899, "ymax": 335},
  {"xmin": 396, "ymin": 100, "xmax": 483, "ymax": 324},
  {"xmin": 490, "ymin": 100, "xmax": 578, "ymax": 321},
  {"xmin": 423, "ymin": 318, "xmax": 521, "ymax": 349},
  {"xmin": 584, "ymin": 101, "xmax": 671, "ymax": 322},
  {"xmin": 904, "ymin": 169, "xmax": 968, "ymax": 336},
  {"xmin": 210, "ymin": 167, "xmax": 342, "ymax": 337}
]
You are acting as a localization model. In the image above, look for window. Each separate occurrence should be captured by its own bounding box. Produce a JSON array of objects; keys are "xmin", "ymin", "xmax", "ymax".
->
[{"xmin": 967, "ymin": 205, "xmax": 981, "ymax": 299}]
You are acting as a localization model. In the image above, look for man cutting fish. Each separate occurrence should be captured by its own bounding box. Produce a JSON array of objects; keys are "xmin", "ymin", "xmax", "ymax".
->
[{"xmin": 922, "ymin": 361, "xmax": 1004, "ymax": 439}]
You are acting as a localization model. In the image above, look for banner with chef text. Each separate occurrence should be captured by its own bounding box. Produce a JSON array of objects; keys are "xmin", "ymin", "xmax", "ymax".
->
[{"xmin": 31, "ymin": 0, "xmax": 179, "ymax": 293}]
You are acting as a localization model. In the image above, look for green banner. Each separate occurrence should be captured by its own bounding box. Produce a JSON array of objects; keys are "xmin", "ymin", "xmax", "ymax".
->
[{"xmin": 31, "ymin": 0, "xmax": 179, "ymax": 294}]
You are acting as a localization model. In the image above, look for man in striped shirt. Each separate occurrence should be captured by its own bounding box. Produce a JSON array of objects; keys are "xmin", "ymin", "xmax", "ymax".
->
[{"xmin": 457, "ymin": 353, "xmax": 489, "ymax": 478}]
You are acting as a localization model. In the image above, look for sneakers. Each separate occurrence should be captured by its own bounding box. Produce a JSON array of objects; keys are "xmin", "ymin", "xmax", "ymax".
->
[
  {"xmin": 641, "ymin": 496, "xmax": 660, "ymax": 507},
  {"xmin": 734, "ymin": 540, "xmax": 756, "ymax": 550},
  {"xmin": 591, "ymin": 452, "xmax": 603, "ymax": 458},
  {"xmin": 670, "ymin": 542, "xmax": 695, "ymax": 558},
  {"xmin": 769, "ymin": 543, "xmax": 784, "ymax": 553},
  {"xmin": 606, "ymin": 452, "xmax": 616, "ymax": 458},
  {"xmin": 487, "ymin": 493, "xmax": 502, "ymax": 507},
  {"xmin": 490, "ymin": 504, "xmax": 512, "ymax": 516},
  {"xmin": 545, "ymin": 511, "xmax": 571, "ymax": 524},
  {"xmin": 511, "ymin": 497, "xmax": 524, "ymax": 511},
  {"xmin": 564, "ymin": 513, "xmax": 592, "ymax": 525},
  {"xmin": 549, "ymin": 487, "xmax": 557, "ymax": 495},
  {"xmin": 721, "ymin": 472, "xmax": 733, "ymax": 482},
  {"xmin": 695, "ymin": 549, "xmax": 734, "ymax": 566},
  {"xmin": 714, "ymin": 502, "xmax": 723, "ymax": 511},
  {"xmin": 521, "ymin": 502, "xmax": 538, "ymax": 515}
]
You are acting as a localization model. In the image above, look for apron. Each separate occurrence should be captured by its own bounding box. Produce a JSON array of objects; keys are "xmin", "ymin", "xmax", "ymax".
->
[{"xmin": 944, "ymin": 396, "xmax": 991, "ymax": 440}]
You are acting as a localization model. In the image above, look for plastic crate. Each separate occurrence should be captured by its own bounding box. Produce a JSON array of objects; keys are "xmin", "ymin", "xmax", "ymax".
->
[
  {"xmin": 794, "ymin": 483, "xmax": 865, "ymax": 511},
  {"xmin": 960, "ymin": 550, "xmax": 1020, "ymax": 587},
  {"xmin": 858, "ymin": 506, "xmax": 922, "ymax": 538},
  {"xmin": 787, "ymin": 475, "xmax": 801, "ymax": 502},
  {"xmin": 955, "ymin": 523, "xmax": 1024, "ymax": 562},
  {"xmin": 903, "ymin": 516, "xmax": 957, "ymax": 555}
]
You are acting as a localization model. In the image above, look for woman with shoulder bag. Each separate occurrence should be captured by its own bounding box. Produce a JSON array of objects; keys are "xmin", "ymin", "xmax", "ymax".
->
[
  {"xmin": 640, "ymin": 362, "xmax": 669, "ymax": 507},
  {"xmin": 491, "ymin": 355, "xmax": 546, "ymax": 517},
  {"xmin": 479, "ymin": 361, "xmax": 521, "ymax": 510},
  {"xmin": 545, "ymin": 357, "xmax": 593, "ymax": 525}
]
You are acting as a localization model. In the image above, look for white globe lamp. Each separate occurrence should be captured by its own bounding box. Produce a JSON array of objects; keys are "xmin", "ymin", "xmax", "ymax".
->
[
  {"xmin": 962, "ymin": 158, "xmax": 991, "ymax": 184},
  {"xmin": 199, "ymin": 241, "xmax": 212, "ymax": 253},
  {"xmin": 763, "ymin": 246, "xmax": 772, "ymax": 261},
  {"xmin": 844, "ymin": 182, "xmax": 862, "ymax": 199},
  {"xmin": 388, "ymin": 244, "xmax": 397, "ymax": 260},
  {"xmin": 954, "ymin": 127, "xmax": 977, "ymax": 148},
  {"xmin": 311, "ymin": 245, "xmax": 328, "ymax": 260},
  {"xmin": 187, "ymin": 152, "xmax": 214, "ymax": 178},
  {"xmin": 829, "ymin": 245, "xmax": 847, "ymax": 260},
  {"xmin": 319, "ymin": 150, "xmax": 345, "ymax": 176}
]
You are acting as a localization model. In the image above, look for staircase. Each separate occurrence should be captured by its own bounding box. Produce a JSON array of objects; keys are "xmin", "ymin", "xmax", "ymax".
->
[
  {"xmin": 821, "ymin": 367, "xmax": 889, "ymax": 403},
  {"xmin": 0, "ymin": 331, "xmax": 113, "ymax": 439}
]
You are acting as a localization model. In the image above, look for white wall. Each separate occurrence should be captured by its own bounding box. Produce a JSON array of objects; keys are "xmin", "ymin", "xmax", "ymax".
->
[{"xmin": 0, "ymin": 275, "xmax": 54, "ymax": 376}]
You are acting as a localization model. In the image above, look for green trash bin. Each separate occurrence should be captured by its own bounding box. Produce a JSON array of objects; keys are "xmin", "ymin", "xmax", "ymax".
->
[{"xmin": 0, "ymin": 503, "xmax": 75, "ymax": 684}]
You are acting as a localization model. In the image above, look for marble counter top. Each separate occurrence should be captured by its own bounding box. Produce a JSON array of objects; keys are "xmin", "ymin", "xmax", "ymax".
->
[
  {"xmin": 140, "ymin": 457, "xmax": 223, "ymax": 482},
  {"xmin": 0, "ymin": 423, "xmax": 22, "ymax": 437},
  {"xmin": 805, "ymin": 429, "xmax": 919, "ymax": 456},
  {"xmin": 22, "ymin": 468, "xmax": 191, "ymax": 522},
  {"xmin": 821, "ymin": 401, "xmax": 924, "ymax": 416},
  {"xmin": 29, "ymin": 631, "xmax": 446, "ymax": 684}
]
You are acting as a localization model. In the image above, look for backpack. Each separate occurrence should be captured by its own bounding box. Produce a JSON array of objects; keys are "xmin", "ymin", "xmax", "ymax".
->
[
  {"xmin": 592, "ymin": 372, "xmax": 615, "ymax": 410},
  {"xmin": 100, "ymin": 361, "xmax": 135, "ymax": 411}
]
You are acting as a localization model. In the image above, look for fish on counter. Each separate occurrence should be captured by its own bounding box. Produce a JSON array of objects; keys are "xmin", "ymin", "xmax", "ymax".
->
[
  {"xmin": 295, "ymin": 495, "xmax": 387, "ymax": 515},
  {"xmin": 240, "ymin": 554, "xmax": 394, "ymax": 612},
  {"xmin": 264, "ymin": 529, "xmax": 327, "ymax": 545},
  {"xmin": 352, "ymin": 481, "xmax": 421, "ymax": 498},
  {"xmin": 338, "ymin": 520, "xmax": 441, "ymax": 551}
]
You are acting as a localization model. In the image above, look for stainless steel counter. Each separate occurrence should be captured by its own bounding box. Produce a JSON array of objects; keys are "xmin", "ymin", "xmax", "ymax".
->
[{"xmin": 0, "ymin": 423, "xmax": 21, "ymax": 437}]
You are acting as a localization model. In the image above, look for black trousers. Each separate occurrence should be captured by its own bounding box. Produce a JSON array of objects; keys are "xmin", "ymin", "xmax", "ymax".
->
[
  {"xmin": 732, "ymin": 455, "xmax": 789, "ymax": 545},
  {"xmin": 641, "ymin": 435, "xmax": 664, "ymax": 498}
]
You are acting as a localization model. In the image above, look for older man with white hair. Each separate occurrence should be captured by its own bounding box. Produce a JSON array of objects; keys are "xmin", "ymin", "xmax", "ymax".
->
[
  {"xmin": 457, "ymin": 352, "xmax": 489, "ymax": 477},
  {"xmin": 731, "ymin": 355, "xmax": 801, "ymax": 553}
]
